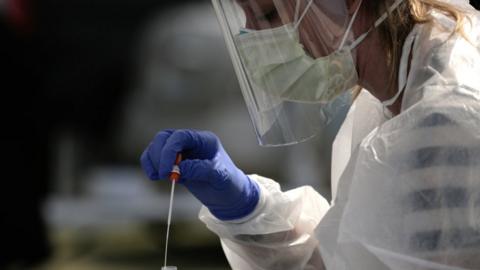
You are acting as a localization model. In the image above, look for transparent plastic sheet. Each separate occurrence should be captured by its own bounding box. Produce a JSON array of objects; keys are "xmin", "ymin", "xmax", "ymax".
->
[{"xmin": 211, "ymin": 0, "xmax": 357, "ymax": 146}]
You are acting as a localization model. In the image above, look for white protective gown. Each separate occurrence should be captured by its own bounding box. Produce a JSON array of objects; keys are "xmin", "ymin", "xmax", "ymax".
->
[{"xmin": 200, "ymin": 4, "xmax": 480, "ymax": 270}]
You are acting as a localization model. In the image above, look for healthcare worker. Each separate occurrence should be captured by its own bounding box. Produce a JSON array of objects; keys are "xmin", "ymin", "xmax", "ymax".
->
[{"xmin": 141, "ymin": 0, "xmax": 480, "ymax": 269}]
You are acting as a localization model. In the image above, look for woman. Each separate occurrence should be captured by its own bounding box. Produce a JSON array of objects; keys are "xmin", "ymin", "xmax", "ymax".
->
[{"xmin": 141, "ymin": 0, "xmax": 480, "ymax": 269}]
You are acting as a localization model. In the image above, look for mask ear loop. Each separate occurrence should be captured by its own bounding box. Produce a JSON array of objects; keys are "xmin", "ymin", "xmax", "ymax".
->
[
  {"xmin": 294, "ymin": 0, "xmax": 301, "ymax": 24},
  {"xmin": 294, "ymin": 0, "xmax": 314, "ymax": 30},
  {"xmin": 338, "ymin": 0, "xmax": 363, "ymax": 51}
]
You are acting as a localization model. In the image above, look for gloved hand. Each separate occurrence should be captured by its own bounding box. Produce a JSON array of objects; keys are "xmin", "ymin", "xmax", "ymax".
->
[{"xmin": 140, "ymin": 129, "xmax": 260, "ymax": 221}]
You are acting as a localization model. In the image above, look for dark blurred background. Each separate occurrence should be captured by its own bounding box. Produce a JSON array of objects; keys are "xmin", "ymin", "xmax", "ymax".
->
[
  {"xmin": 1, "ymin": 0, "xmax": 479, "ymax": 269},
  {"xmin": 473, "ymin": 0, "xmax": 480, "ymax": 9},
  {"xmin": 1, "ymin": 0, "xmax": 334, "ymax": 269}
]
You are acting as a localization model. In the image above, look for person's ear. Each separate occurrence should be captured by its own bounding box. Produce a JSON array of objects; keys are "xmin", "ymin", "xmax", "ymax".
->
[{"xmin": 346, "ymin": 0, "xmax": 363, "ymax": 15}]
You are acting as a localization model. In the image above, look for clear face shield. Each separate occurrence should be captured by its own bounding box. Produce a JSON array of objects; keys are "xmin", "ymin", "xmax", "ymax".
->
[{"xmin": 211, "ymin": 0, "xmax": 361, "ymax": 146}]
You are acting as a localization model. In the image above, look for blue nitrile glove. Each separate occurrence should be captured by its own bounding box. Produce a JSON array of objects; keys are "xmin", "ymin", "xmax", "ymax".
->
[{"xmin": 140, "ymin": 129, "xmax": 260, "ymax": 221}]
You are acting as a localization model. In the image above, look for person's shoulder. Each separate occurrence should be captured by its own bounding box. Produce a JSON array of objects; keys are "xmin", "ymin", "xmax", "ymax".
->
[
  {"xmin": 381, "ymin": 88, "xmax": 480, "ymax": 138},
  {"xmin": 404, "ymin": 10, "xmax": 480, "ymax": 110},
  {"xmin": 419, "ymin": 6, "xmax": 480, "ymax": 45}
]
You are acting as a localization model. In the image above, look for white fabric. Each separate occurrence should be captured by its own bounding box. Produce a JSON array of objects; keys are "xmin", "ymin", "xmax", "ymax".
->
[{"xmin": 200, "ymin": 4, "xmax": 480, "ymax": 270}]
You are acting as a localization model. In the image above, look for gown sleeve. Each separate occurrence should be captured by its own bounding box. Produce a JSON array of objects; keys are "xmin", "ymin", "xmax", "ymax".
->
[{"xmin": 199, "ymin": 175, "xmax": 330, "ymax": 270}]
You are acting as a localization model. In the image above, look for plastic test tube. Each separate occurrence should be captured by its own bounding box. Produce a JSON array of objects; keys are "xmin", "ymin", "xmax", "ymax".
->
[{"xmin": 163, "ymin": 154, "xmax": 182, "ymax": 270}]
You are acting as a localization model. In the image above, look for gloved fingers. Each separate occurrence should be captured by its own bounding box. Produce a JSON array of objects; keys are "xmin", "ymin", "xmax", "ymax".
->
[
  {"xmin": 140, "ymin": 149, "xmax": 159, "ymax": 180},
  {"xmin": 148, "ymin": 129, "xmax": 175, "ymax": 169},
  {"xmin": 158, "ymin": 129, "xmax": 214, "ymax": 178},
  {"xmin": 140, "ymin": 129, "xmax": 175, "ymax": 180},
  {"xmin": 184, "ymin": 130, "xmax": 220, "ymax": 160},
  {"xmin": 178, "ymin": 159, "xmax": 229, "ymax": 188},
  {"xmin": 158, "ymin": 130, "xmax": 193, "ymax": 178},
  {"xmin": 178, "ymin": 159, "xmax": 212, "ymax": 183}
]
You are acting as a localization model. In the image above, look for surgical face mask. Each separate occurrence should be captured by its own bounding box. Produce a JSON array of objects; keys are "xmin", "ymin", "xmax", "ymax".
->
[
  {"xmin": 234, "ymin": 0, "xmax": 360, "ymax": 105},
  {"xmin": 235, "ymin": 0, "xmax": 406, "ymax": 105},
  {"xmin": 211, "ymin": 0, "xmax": 405, "ymax": 146}
]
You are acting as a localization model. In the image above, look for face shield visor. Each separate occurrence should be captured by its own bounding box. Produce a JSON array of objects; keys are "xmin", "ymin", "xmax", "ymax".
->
[{"xmin": 211, "ymin": 0, "xmax": 361, "ymax": 146}]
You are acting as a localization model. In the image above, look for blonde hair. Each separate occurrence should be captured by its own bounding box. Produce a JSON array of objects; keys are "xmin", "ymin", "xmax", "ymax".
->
[{"xmin": 353, "ymin": 0, "xmax": 466, "ymax": 99}]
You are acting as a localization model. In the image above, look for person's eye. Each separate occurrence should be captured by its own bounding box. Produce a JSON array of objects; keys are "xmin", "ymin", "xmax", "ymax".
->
[
  {"xmin": 263, "ymin": 9, "xmax": 279, "ymax": 21},
  {"xmin": 256, "ymin": 9, "xmax": 278, "ymax": 22}
]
